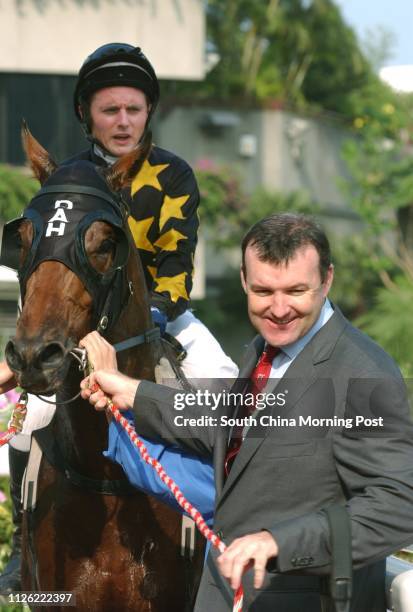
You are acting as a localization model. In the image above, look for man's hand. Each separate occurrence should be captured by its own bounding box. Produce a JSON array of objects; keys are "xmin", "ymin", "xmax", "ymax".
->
[
  {"xmin": 80, "ymin": 370, "xmax": 140, "ymax": 411},
  {"xmin": 0, "ymin": 361, "xmax": 17, "ymax": 394},
  {"xmin": 217, "ymin": 531, "xmax": 278, "ymax": 590},
  {"xmin": 79, "ymin": 331, "xmax": 118, "ymax": 371}
]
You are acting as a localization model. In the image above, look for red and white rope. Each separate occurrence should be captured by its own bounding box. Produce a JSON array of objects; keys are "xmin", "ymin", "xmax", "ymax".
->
[
  {"xmin": 0, "ymin": 396, "xmax": 28, "ymax": 447},
  {"xmin": 97, "ymin": 388, "xmax": 244, "ymax": 612}
]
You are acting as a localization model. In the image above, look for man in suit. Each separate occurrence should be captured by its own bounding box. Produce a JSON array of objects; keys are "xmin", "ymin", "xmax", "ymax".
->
[{"xmin": 81, "ymin": 213, "xmax": 413, "ymax": 611}]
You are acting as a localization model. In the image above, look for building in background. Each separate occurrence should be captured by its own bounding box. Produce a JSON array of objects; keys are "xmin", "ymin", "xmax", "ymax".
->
[{"xmin": 0, "ymin": 0, "xmax": 205, "ymax": 163}]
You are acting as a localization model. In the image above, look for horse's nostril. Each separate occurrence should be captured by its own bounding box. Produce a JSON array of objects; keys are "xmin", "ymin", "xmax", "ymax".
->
[
  {"xmin": 5, "ymin": 340, "xmax": 25, "ymax": 372},
  {"xmin": 38, "ymin": 342, "xmax": 66, "ymax": 368}
]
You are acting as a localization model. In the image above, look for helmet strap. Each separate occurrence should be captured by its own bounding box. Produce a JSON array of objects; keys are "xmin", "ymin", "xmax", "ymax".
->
[
  {"xmin": 85, "ymin": 125, "xmax": 152, "ymax": 167},
  {"xmin": 92, "ymin": 142, "xmax": 118, "ymax": 166}
]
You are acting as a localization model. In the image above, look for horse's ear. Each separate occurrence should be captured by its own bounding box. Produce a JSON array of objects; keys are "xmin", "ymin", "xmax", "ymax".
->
[
  {"xmin": 104, "ymin": 130, "xmax": 152, "ymax": 192},
  {"xmin": 21, "ymin": 120, "xmax": 58, "ymax": 185}
]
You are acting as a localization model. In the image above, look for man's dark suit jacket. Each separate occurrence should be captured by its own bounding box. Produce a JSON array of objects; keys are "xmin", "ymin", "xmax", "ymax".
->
[{"xmin": 132, "ymin": 306, "xmax": 413, "ymax": 611}]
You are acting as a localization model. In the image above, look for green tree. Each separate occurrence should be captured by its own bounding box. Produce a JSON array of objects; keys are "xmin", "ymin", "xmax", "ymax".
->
[
  {"xmin": 341, "ymin": 93, "xmax": 413, "ymax": 279},
  {"xmin": 356, "ymin": 275, "xmax": 413, "ymax": 376},
  {"xmin": 0, "ymin": 165, "xmax": 38, "ymax": 222},
  {"xmin": 163, "ymin": 0, "xmax": 377, "ymax": 120},
  {"xmin": 340, "ymin": 81, "xmax": 413, "ymax": 370}
]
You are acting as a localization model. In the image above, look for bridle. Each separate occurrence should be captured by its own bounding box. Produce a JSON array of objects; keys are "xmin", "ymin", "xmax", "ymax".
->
[
  {"xmin": 34, "ymin": 328, "xmax": 160, "ymax": 406},
  {"xmin": 0, "ymin": 165, "xmax": 162, "ymax": 405}
]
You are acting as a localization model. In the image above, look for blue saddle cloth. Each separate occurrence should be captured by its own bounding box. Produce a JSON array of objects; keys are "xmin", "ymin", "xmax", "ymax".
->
[{"xmin": 104, "ymin": 410, "xmax": 215, "ymax": 526}]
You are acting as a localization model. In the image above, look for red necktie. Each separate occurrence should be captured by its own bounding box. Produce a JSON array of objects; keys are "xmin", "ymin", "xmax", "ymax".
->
[{"xmin": 224, "ymin": 345, "xmax": 279, "ymax": 477}]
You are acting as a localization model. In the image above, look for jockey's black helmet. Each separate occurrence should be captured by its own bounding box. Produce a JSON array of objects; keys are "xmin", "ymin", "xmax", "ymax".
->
[{"xmin": 74, "ymin": 43, "xmax": 160, "ymax": 124}]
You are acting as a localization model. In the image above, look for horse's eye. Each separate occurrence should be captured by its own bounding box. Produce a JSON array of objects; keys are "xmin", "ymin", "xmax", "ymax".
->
[
  {"xmin": 88, "ymin": 237, "xmax": 117, "ymax": 274},
  {"xmin": 96, "ymin": 239, "xmax": 116, "ymax": 256}
]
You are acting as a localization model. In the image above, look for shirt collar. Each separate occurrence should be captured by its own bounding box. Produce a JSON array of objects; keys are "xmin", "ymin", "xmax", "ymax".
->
[{"xmin": 275, "ymin": 299, "xmax": 334, "ymax": 361}]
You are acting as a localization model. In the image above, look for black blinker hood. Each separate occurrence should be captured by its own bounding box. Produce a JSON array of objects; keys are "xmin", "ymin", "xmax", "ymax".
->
[{"xmin": 0, "ymin": 161, "xmax": 130, "ymax": 331}]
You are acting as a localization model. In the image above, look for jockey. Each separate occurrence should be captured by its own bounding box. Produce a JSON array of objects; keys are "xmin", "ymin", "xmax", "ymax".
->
[
  {"xmin": 0, "ymin": 42, "xmax": 237, "ymax": 592},
  {"xmin": 69, "ymin": 42, "xmax": 238, "ymax": 380}
]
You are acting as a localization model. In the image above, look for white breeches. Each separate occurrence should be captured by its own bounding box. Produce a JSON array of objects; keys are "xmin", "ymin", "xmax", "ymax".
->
[
  {"xmin": 9, "ymin": 310, "xmax": 239, "ymax": 450},
  {"xmin": 166, "ymin": 310, "xmax": 239, "ymax": 379}
]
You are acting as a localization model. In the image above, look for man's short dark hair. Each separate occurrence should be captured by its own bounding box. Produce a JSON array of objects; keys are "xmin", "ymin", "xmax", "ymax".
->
[{"xmin": 241, "ymin": 213, "xmax": 332, "ymax": 281}]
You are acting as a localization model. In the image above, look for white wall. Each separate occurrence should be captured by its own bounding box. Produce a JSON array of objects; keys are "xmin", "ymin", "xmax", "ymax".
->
[
  {"xmin": 0, "ymin": 0, "xmax": 205, "ymax": 79},
  {"xmin": 0, "ymin": 266, "xmax": 18, "ymax": 300}
]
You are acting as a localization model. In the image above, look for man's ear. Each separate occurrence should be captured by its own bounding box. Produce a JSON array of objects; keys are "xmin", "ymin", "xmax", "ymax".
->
[
  {"xmin": 240, "ymin": 265, "xmax": 248, "ymax": 294},
  {"xmin": 323, "ymin": 264, "xmax": 334, "ymax": 296},
  {"xmin": 78, "ymin": 105, "xmax": 83, "ymax": 120}
]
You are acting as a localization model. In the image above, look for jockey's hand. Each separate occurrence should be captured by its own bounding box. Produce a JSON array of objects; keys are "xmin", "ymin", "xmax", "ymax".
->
[
  {"xmin": 217, "ymin": 531, "xmax": 278, "ymax": 590},
  {"xmin": 80, "ymin": 370, "xmax": 139, "ymax": 412},
  {"xmin": 0, "ymin": 361, "xmax": 17, "ymax": 394},
  {"xmin": 79, "ymin": 331, "xmax": 117, "ymax": 371}
]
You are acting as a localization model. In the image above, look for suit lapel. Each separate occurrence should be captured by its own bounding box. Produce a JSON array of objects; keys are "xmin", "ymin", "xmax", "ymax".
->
[
  {"xmin": 220, "ymin": 353, "xmax": 318, "ymax": 499},
  {"xmin": 214, "ymin": 337, "xmax": 263, "ymax": 497},
  {"xmin": 216, "ymin": 306, "xmax": 348, "ymax": 507}
]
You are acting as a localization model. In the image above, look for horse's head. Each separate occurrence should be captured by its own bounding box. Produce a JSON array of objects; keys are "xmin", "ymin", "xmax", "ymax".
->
[{"xmin": 1, "ymin": 125, "xmax": 151, "ymax": 394}]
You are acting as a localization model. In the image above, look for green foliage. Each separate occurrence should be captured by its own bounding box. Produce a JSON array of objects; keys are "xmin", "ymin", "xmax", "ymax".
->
[
  {"xmin": 341, "ymin": 111, "xmax": 413, "ymax": 230},
  {"xmin": 284, "ymin": 0, "xmax": 371, "ymax": 115},
  {"xmin": 340, "ymin": 81, "xmax": 413, "ymax": 372},
  {"xmin": 329, "ymin": 234, "xmax": 382, "ymax": 318},
  {"xmin": 356, "ymin": 276, "xmax": 413, "ymax": 376},
  {"xmin": 196, "ymin": 164, "xmax": 247, "ymax": 228},
  {"xmin": 0, "ymin": 476, "xmax": 13, "ymax": 571},
  {"xmin": 0, "ymin": 165, "xmax": 38, "ymax": 222},
  {"xmin": 0, "ymin": 476, "xmax": 23, "ymax": 611},
  {"xmin": 163, "ymin": 0, "xmax": 381, "ymax": 121}
]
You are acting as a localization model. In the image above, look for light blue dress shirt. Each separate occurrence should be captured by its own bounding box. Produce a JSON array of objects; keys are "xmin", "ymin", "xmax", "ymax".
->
[{"xmin": 268, "ymin": 298, "xmax": 334, "ymax": 379}]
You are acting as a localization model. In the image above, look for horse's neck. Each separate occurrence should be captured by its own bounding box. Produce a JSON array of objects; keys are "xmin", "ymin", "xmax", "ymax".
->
[
  {"xmin": 54, "ymin": 250, "xmax": 159, "ymax": 473},
  {"xmin": 54, "ymin": 368, "xmax": 115, "ymax": 476}
]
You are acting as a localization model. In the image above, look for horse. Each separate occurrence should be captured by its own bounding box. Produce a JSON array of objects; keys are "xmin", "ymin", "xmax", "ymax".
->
[{"xmin": 1, "ymin": 126, "xmax": 204, "ymax": 611}]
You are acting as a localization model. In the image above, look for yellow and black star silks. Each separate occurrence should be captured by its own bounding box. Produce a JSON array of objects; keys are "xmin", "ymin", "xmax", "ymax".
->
[
  {"xmin": 68, "ymin": 144, "xmax": 199, "ymax": 321},
  {"xmin": 126, "ymin": 146, "xmax": 199, "ymax": 320}
]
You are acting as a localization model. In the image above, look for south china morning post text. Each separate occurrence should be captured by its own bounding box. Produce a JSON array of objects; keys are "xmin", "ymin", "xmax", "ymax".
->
[{"xmin": 171, "ymin": 388, "xmax": 385, "ymax": 430}]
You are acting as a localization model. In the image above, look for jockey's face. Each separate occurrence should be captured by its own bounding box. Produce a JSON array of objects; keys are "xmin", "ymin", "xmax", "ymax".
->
[{"xmin": 89, "ymin": 86, "xmax": 150, "ymax": 157}]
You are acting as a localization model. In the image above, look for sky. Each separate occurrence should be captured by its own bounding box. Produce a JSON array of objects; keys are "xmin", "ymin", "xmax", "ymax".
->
[
  {"xmin": 335, "ymin": 0, "xmax": 413, "ymax": 91},
  {"xmin": 335, "ymin": 0, "xmax": 413, "ymax": 66}
]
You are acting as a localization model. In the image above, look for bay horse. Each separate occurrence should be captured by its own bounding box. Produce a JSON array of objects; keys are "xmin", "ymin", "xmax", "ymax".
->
[{"xmin": 1, "ymin": 126, "xmax": 203, "ymax": 611}]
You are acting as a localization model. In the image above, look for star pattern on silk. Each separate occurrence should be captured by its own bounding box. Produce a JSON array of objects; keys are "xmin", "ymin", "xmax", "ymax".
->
[
  {"xmin": 159, "ymin": 194, "xmax": 189, "ymax": 230},
  {"xmin": 131, "ymin": 160, "xmax": 169, "ymax": 196},
  {"xmin": 128, "ymin": 216, "xmax": 156, "ymax": 252},
  {"xmin": 153, "ymin": 271, "xmax": 189, "ymax": 303},
  {"xmin": 154, "ymin": 229, "xmax": 187, "ymax": 252}
]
